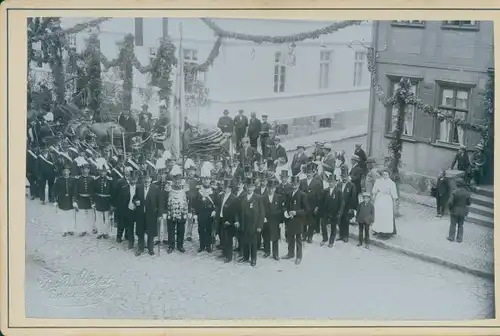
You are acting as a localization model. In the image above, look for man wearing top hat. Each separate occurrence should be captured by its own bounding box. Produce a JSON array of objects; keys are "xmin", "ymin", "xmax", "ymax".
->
[
  {"xmin": 239, "ymin": 136, "xmax": 258, "ymax": 167},
  {"xmin": 37, "ymin": 145, "xmax": 57, "ymax": 204},
  {"xmin": 92, "ymin": 166, "xmax": 114, "ymax": 239},
  {"xmin": 349, "ymin": 155, "xmax": 364, "ymax": 197},
  {"xmin": 247, "ymin": 112, "xmax": 262, "ymax": 150},
  {"xmin": 233, "ymin": 109, "xmax": 249, "ymax": 151},
  {"xmin": 260, "ymin": 114, "xmax": 272, "ymax": 159},
  {"xmin": 217, "ymin": 176, "xmax": 239, "ymax": 262},
  {"xmin": 192, "ymin": 167, "xmax": 220, "ymax": 253},
  {"xmin": 73, "ymin": 163, "xmax": 95, "ymax": 236},
  {"xmin": 184, "ymin": 165, "xmax": 200, "ymax": 242},
  {"xmin": 232, "ymin": 176, "xmax": 246, "ymax": 254},
  {"xmin": 153, "ymin": 167, "xmax": 170, "ymax": 246},
  {"xmin": 337, "ymin": 165, "xmax": 358, "ymax": 243},
  {"xmin": 133, "ymin": 170, "xmax": 161, "ymax": 256},
  {"xmin": 283, "ymin": 175, "xmax": 309, "ymax": 265},
  {"xmin": 116, "ymin": 169, "xmax": 140, "ymax": 249},
  {"xmin": 53, "ymin": 164, "xmax": 77, "ymax": 236},
  {"xmin": 262, "ymin": 178, "xmax": 285, "ymax": 260},
  {"xmin": 321, "ymin": 172, "xmax": 341, "ymax": 247},
  {"xmin": 236, "ymin": 177, "xmax": 264, "ymax": 267},
  {"xmin": 276, "ymin": 170, "xmax": 293, "ymax": 196},
  {"xmin": 353, "ymin": 143, "xmax": 368, "ymax": 172},
  {"xmin": 163, "ymin": 165, "xmax": 189, "ymax": 254},
  {"xmin": 312, "ymin": 141, "xmax": 325, "ymax": 162},
  {"xmin": 300, "ymin": 162, "xmax": 323, "ymax": 243},
  {"xmin": 291, "ymin": 145, "xmax": 309, "ymax": 176}
]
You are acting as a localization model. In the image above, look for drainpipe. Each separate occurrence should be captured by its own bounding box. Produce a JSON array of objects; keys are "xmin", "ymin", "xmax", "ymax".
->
[{"xmin": 366, "ymin": 20, "xmax": 379, "ymax": 157}]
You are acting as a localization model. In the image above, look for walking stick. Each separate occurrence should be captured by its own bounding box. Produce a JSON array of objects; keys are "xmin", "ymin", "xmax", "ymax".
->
[{"xmin": 157, "ymin": 217, "xmax": 161, "ymax": 255}]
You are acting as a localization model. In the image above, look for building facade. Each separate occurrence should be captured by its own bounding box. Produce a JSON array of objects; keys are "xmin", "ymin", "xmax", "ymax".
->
[
  {"xmin": 366, "ymin": 20, "xmax": 494, "ymax": 187},
  {"xmin": 31, "ymin": 18, "xmax": 372, "ymax": 137}
]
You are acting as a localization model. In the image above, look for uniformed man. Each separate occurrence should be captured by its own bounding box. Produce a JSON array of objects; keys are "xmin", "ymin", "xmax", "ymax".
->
[
  {"xmin": 154, "ymin": 167, "xmax": 170, "ymax": 246},
  {"xmin": 236, "ymin": 177, "xmax": 264, "ymax": 267},
  {"xmin": 164, "ymin": 165, "xmax": 189, "ymax": 254},
  {"xmin": 71, "ymin": 148, "xmax": 88, "ymax": 177},
  {"xmin": 283, "ymin": 175, "xmax": 309, "ymax": 265},
  {"xmin": 192, "ymin": 169, "xmax": 219, "ymax": 253},
  {"xmin": 53, "ymin": 164, "xmax": 76, "ymax": 236},
  {"xmin": 260, "ymin": 114, "xmax": 271, "ymax": 159},
  {"xmin": 73, "ymin": 163, "xmax": 95, "ymax": 236},
  {"xmin": 93, "ymin": 166, "xmax": 114, "ymax": 239}
]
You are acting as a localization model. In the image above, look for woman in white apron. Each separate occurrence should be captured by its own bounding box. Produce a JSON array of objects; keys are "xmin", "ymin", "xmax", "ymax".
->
[{"xmin": 371, "ymin": 169, "xmax": 398, "ymax": 239}]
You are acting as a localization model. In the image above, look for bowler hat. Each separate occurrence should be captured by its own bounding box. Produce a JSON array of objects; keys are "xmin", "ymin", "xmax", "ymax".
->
[{"xmin": 223, "ymin": 109, "xmax": 229, "ymax": 115}]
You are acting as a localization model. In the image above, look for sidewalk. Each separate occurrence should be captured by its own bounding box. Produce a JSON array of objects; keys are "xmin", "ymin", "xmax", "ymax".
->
[
  {"xmin": 349, "ymin": 200, "xmax": 494, "ymax": 279},
  {"xmin": 280, "ymin": 124, "xmax": 367, "ymax": 152}
]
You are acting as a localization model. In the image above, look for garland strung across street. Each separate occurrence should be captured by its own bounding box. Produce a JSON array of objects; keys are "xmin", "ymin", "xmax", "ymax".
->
[{"xmin": 201, "ymin": 18, "xmax": 364, "ymax": 43}]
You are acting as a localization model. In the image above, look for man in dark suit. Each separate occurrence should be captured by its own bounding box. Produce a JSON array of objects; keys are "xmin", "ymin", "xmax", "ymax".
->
[
  {"xmin": 247, "ymin": 112, "xmax": 262, "ymax": 150},
  {"xmin": 133, "ymin": 171, "xmax": 161, "ymax": 256},
  {"xmin": 435, "ymin": 170, "xmax": 451, "ymax": 217},
  {"xmin": 291, "ymin": 145, "xmax": 309, "ymax": 176},
  {"xmin": 267, "ymin": 136, "xmax": 288, "ymax": 172},
  {"xmin": 447, "ymin": 178, "xmax": 471, "ymax": 243},
  {"xmin": 118, "ymin": 110, "xmax": 137, "ymax": 152},
  {"xmin": 27, "ymin": 146, "xmax": 39, "ymax": 200},
  {"xmin": 283, "ymin": 175, "xmax": 309, "ymax": 265},
  {"xmin": 349, "ymin": 155, "xmax": 364, "ymax": 198},
  {"xmin": 116, "ymin": 170, "xmax": 139, "ymax": 250},
  {"xmin": 192, "ymin": 173, "xmax": 220, "ymax": 253},
  {"xmin": 233, "ymin": 109, "xmax": 248, "ymax": 151},
  {"xmin": 230, "ymin": 154, "xmax": 244, "ymax": 180},
  {"xmin": 320, "ymin": 143, "xmax": 336, "ymax": 176},
  {"xmin": 451, "ymin": 145, "xmax": 470, "ymax": 184},
  {"xmin": 354, "ymin": 143, "xmax": 368, "ymax": 173},
  {"xmin": 37, "ymin": 146, "xmax": 57, "ymax": 204},
  {"xmin": 262, "ymin": 179, "xmax": 285, "ymax": 260},
  {"xmin": 299, "ymin": 162, "xmax": 323, "ymax": 243},
  {"xmin": 236, "ymin": 177, "xmax": 264, "ymax": 267},
  {"xmin": 259, "ymin": 114, "xmax": 271, "ymax": 159},
  {"xmin": 238, "ymin": 137, "xmax": 258, "ymax": 166},
  {"xmin": 217, "ymin": 177, "xmax": 239, "ymax": 263},
  {"xmin": 320, "ymin": 173, "xmax": 341, "ymax": 247},
  {"xmin": 217, "ymin": 109, "xmax": 234, "ymax": 134},
  {"xmin": 337, "ymin": 166, "xmax": 358, "ymax": 243}
]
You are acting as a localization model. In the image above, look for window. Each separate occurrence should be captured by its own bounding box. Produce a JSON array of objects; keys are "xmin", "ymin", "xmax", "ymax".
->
[
  {"xmin": 274, "ymin": 51, "xmax": 286, "ymax": 93},
  {"xmin": 319, "ymin": 118, "xmax": 332, "ymax": 128},
  {"xmin": 319, "ymin": 51, "xmax": 332, "ymax": 89},
  {"xmin": 134, "ymin": 18, "xmax": 144, "ymax": 46},
  {"xmin": 353, "ymin": 51, "xmax": 365, "ymax": 87},
  {"xmin": 184, "ymin": 49, "xmax": 199, "ymax": 94},
  {"xmin": 388, "ymin": 80, "xmax": 417, "ymax": 137},
  {"xmin": 436, "ymin": 86, "xmax": 470, "ymax": 145},
  {"xmin": 67, "ymin": 34, "xmax": 76, "ymax": 48},
  {"xmin": 442, "ymin": 21, "xmax": 479, "ymax": 30},
  {"xmin": 391, "ymin": 20, "xmax": 425, "ymax": 27}
]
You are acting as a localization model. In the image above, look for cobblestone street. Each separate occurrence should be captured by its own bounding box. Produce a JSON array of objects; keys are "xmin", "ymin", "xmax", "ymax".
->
[{"xmin": 25, "ymin": 198, "xmax": 494, "ymax": 321}]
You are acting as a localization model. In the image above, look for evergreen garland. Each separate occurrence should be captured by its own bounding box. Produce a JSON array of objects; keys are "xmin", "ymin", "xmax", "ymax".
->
[
  {"xmin": 116, "ymin": 34, "xmax": 135, "ymax": 111},
  {"xmin": 149, "ymin": 37, "xmax": 177, "ymax": 107},
  {"xmin": 84, "ymin": 33, "xmax": 103, "ymax": 117}
]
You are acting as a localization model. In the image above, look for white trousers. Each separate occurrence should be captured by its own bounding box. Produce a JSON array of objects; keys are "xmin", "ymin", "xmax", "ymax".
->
[
  {"xmin": 95, "ymin": 210, "xmax": 112, "ymax": 236},
  {"xmin": 76, "ymin": 209, "xmax": 94, "ymax": 234},
  {"xmin": 156, "ymin": 217, "xmax": 168, "ymax": 242},
  {"xmin": 57, "ymin": 208, "xmax": 76, "ymax": 234}
]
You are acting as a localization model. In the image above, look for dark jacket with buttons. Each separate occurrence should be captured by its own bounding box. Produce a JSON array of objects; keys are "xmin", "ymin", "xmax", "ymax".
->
[
  {"xmin": 93, "ymin": 176, "xmax": 113, "ymax": 212},
  {"xmin": 54, "ymin": 177, "xmax": 76, "ymax": 211},
  {"xmin": 74, "ymin": 175, "xmax": 95, "ymax": 209}
]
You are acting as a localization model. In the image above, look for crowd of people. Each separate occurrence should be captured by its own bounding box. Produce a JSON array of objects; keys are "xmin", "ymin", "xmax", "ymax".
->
[{"xmin": 26, "ymin": 106, "xmax": 407, "ymax": 267}]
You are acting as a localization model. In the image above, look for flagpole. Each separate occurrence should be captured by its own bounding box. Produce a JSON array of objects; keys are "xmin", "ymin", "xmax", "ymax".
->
[{"xmin": 178, "ymin": 23, "xmax": 185, "ymax": 147}]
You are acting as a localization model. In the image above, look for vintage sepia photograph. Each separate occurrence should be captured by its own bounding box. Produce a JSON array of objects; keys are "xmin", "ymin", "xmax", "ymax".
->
[{"xmin": 23, "ymin": 17, "xmax": 494, "ymax": 321}]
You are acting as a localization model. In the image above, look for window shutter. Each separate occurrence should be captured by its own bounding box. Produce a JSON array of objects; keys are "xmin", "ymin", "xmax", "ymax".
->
[{"xmin": 414, "ymin": 81, "xmax": 435, "ymax": 142}]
